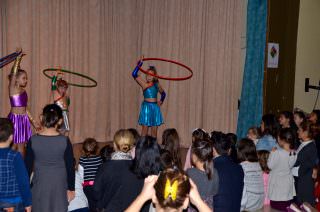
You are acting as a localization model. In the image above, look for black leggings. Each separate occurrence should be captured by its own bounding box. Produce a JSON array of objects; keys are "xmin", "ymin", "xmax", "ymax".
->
[{"xmin": 83, "ymin": 185, "xmax": 97, "ymax": 212}]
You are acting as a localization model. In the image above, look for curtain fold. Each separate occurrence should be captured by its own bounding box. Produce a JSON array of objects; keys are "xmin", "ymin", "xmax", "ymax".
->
[
  {"xmin": 237, "ymin": 0, "xmax": 268, "ymax": 139},
  {"xmin": 0, "ymin": 0, "xmax": 244, "ymax": 146}
]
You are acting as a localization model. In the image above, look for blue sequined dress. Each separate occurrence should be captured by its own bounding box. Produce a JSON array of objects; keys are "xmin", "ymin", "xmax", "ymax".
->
[{"xmin": 138, "ymin": 83, "xmax": 164, "ymax": 126}]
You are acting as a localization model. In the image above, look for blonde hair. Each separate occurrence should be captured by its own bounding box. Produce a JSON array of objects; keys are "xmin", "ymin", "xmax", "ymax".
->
[{"xmin": 113, "ymin": 129, "xmax": 134, "ymax": 153}]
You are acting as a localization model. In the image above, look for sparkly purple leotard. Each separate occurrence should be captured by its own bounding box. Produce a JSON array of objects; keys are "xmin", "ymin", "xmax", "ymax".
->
[{"xmin": 8, "ymin": 91, "xmax": 32, "ymax": 144}]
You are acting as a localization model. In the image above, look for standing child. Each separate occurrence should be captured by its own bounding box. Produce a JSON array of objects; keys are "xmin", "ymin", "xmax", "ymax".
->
[
  {"xmin": 51, "ymin": 71, "xmax": 70, "ymax": 133},
  {"xmin": 8, "ymin": 51, "xmax": 39, "ymax": 156},
  {"xmin": 237, "ymin": 138, "xmax": 265, "ymax": 211},
  {"xmin": 186, "ymin": 139, "xmax": 219, "ymax": 211},
  {"xmin": 0, "ymin": 118, "xmax": 31, "ymax": 212},
  {"xmin": 79, "ymin": 138, "xmax": 103, "ymax": 211},
  {"xmin": 293, "ymin": 121, "xmax": 318, "ymax": 206},
  {"xmin": 132, "ymin": 60, "xmax": 166, "ymax": 138},
  {"xmin": 268, "ymin": 128, "xmax": 297, "ymax": 210}
]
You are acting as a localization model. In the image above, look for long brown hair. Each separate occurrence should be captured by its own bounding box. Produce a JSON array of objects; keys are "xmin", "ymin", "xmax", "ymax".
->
[
  {"xmin": 191, "ymin": 139, "xmax": 214, "ymax": 179},
  {"xmin": 162, "ymin": 128, "xmax": 182, "ymax": 170},
  {"xmin": 257, "ymin": 150, "xmax": 270, "ymax": 174}
]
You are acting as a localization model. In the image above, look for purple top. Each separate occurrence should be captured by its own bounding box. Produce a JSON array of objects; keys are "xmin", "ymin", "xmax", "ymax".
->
[{"xmin": 10, "ymin": 91, "xmax": 28, "ymax": 107}]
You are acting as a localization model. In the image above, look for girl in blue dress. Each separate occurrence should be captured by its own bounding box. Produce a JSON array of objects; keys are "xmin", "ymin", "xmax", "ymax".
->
[{"xmin": 132, "ymin": 60, "xmax": 166, "ymax": 138}]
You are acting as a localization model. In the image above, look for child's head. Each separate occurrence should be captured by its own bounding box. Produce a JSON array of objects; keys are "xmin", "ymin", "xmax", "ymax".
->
[
  {"xmin": 41, "ymin": 104, "xmax": 63, "ymax": 128},
  {"xmin": 278, "ymin": 128, "xmax": 295, "ymax": 150},
  {"xmin": 57, "ymin": 79, "xmax": 68, "ymax": 95},
  {"xmin": 247, "ymin": 126, "xmax": 260, "ymax": 141},
  {"xmin": 153, "ymin": 168, "xmax": 191, "ymax": 211},
  {"xmin": 294, "ymin": 111, "xmax": 306, "ymax": 127},
  {"xmin": 0, "ymin": 118, "xmax": 13, "ymax": 144},
  {"xmin": 298, "ymin": 121, "xmax": 314, "ymax": 141},
  {"xmin": 191, "ymin": 139, "xmax": 213, "ymax": 179},
  {"xmin": 279, "ymin": 111, "xmax": 295, "ymax": 128},
  {"xmin": 82, "ymin": 138, "xmax": 98, "ymax": 157},
  {"xmin": 162, "ymin": 128, "xmax": 182, "ymax": 170},
  {"xmin": 257, "ymin": 150, "xmax": 270, "ymax": 174},
  {"xmin": 309, "ymin": 110, "xmax": 320, "ymax": 125},
  {"xmin": 192, "ymin": 128, "xmax": 210, "ymax": 142},
  {"xmin": 261, "ymin": 114, "xmax": 279, "ymax": 138},
  {"xmin": 160, "ymin": 149, "xmax": 175, "ymax": 170},
  {"xmin": 9, "ymin": 69, "xmax": 28, "ymax": 87},
  {"xmin": 133, "ymin": 136, "xmax": 161, "ymax": 178},
  {"xmin": 210, "ymin": 131, "xmax": 230, "ymax": 156},
  {"xmin": 100, "ymin": 144, "xmax": 114, "ymax": 162},
  {"xmin": 146, "ymin": 66, "xmax": 158, "ymax": 83},
  {"xmin": 237, "ymin": 138, "xmax": 258, "ymax": 162},
  {"xmin": 113, "ymin": 129, "xmax": 135, "ymax": 153}
]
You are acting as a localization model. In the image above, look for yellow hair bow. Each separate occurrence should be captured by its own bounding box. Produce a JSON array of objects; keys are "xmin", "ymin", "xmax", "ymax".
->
[{"xmin": 164, "ymin": 179, "xmax": 178, "ymax": 200}]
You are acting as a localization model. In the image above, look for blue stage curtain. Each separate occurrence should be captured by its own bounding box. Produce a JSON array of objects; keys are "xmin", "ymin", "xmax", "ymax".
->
[{"xmin": 237, "ymin": 0, "xmax": 268, "ymax": 139}]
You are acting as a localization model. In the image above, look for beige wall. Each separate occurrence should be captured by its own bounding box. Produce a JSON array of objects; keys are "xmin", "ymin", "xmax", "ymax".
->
[{"xmin": 294, "ymin": 0, "xmax": 320, "ymax": 112}]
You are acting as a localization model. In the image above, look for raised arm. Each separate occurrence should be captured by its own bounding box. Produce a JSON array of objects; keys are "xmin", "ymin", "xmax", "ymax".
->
[
  {"xmin": 9, "ymin": 53, "xmax": 23, "ymax": 90},
  {"xmin": 132, "ymin": 60, "xmax": 149, "ymax": 89}
]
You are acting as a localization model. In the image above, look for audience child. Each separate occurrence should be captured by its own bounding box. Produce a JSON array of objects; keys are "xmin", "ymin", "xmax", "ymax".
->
[
  {"xmin": 0, "ymin": 118, "xmax": 31, "ymax": 212},
  {"xmin": 186, "ymin": 139, "xmax": 219, "ymax": 211},
  {"xmin": 125, "ymin": 169, "xmax": 212, "ymax": 212},
  {"xmin": 79, "ymin": 138, "xmax": 103, "ymax": 211},
  {"xmin": 293, "ymin": 121, "xmax": 318, "ymax": 206},
  {"xmin": 309, "ymin": 110, "xmax": 320, "ymax": 125},
  {"xmin": 268, "ymin": 128, "xmax": 297, "ymax": 210},
  {"xmin": 279, "ymin": 111, "xmax": 297, "ymax": 130},
  {"xmin": 162, "ymin": 128, "xmax": 183, "ymax": 170},
  {"xmin": 25, "ymin": 104, "xmax": 75, "ymax": 212},
  {"xmin": 211, "ymin": 132, "xmax": 244, "ymax": 212},
  {"xmin": 184, "ymin": 128, "xmax": 210, "ymax": 170},
  {"xmin": 68, "ymin": 159, "xmax": 89, "ymax": 212},
  {"xmin": 237, "ymin": 138, "xmax": 264, "ymax": 211},
  {"xmin": 256, "ymin": 114, "xmax": 279, "ymax": 151},
  {"xmin": 257, "ymin": 150, "xmax": 270, "ymax": 205},
  {"xmin": 294, "ymin": 111, "xmax": 306, "ymax": 128},
  {"xmin": 247, "ymin": 126, "xmax": 260, "ymax": 145}
]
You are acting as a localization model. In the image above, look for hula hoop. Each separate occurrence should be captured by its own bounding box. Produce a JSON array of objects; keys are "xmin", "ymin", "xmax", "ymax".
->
[
  {"xmin": 138, "ymin": 58, "xmax": 193, "ymax": 81},
  {"xmin": 0, "ymin": 51, "xmax": 22, "ymax": 69},
  {"xmin": 43, "ymin": 68, "xmax": 98, "ymax": 88}
]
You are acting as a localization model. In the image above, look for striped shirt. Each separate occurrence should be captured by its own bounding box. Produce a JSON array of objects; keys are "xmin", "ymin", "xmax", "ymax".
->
[{"xmin": 79, "ymin": 155, "xmax": 103, "ymax": 182}]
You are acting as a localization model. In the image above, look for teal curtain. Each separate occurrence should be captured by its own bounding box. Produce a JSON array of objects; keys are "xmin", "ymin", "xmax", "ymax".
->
[{"xmin": 237, "ymin": 0, "xmax": 268, "ymax": 139}]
